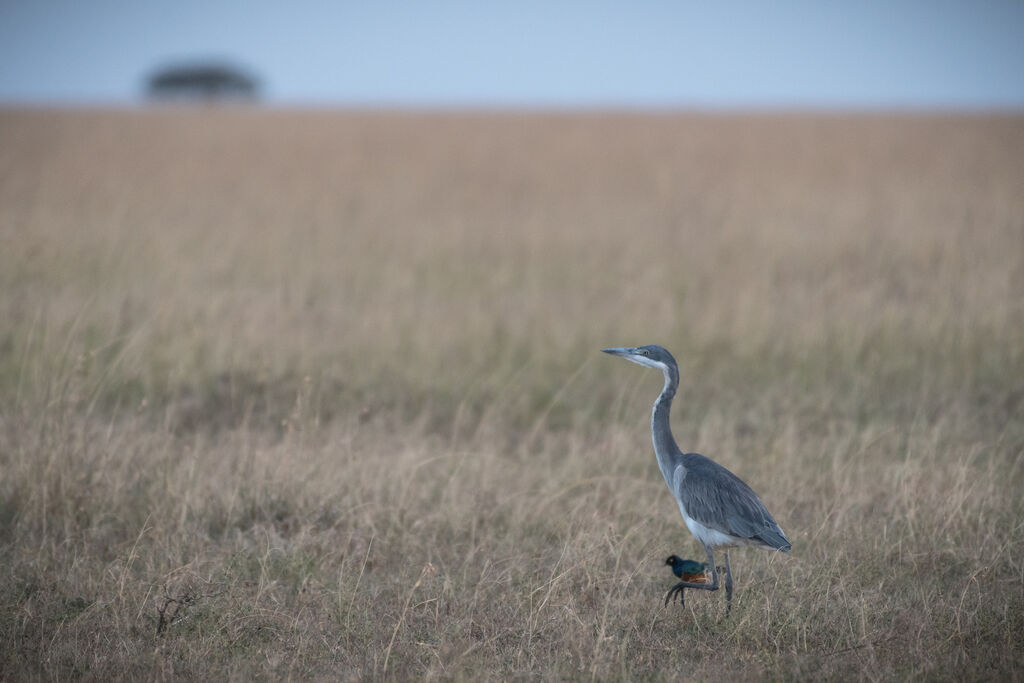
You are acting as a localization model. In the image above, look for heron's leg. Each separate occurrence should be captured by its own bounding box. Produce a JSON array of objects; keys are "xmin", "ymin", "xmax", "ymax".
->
[
  {"xmin": 724, "ymin": 552, "xmax": 733, "ymax": 617},
  {"xmin": 704, "ymin": 545, "xmax": 718, "ymax": 585},
  {"xmin": 663, "ymin": 546, "xmax": 719, "ymax": 607}
]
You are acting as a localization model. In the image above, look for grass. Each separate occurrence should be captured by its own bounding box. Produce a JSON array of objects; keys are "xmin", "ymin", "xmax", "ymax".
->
[{"xmin": 1, "ymin": 108, "xmax": 1022, "ymax": 680}]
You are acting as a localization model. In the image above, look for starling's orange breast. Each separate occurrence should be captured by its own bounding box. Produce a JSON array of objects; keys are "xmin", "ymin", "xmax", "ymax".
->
[{"xmin": 680, "ymin": 571, "xmax": 711, "ymax": 584}]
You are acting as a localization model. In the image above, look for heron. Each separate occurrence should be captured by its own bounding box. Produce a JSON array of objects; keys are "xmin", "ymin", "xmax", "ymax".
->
[{"xmin": 603, "ymin": 345, "xmax": 790, "ymax": 614}]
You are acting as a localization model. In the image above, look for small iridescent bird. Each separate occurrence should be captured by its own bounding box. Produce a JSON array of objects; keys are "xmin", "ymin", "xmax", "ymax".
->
[
  {"xmin": 665, "ymin": 555, "xmax": 711, "ymax": 606},
  {"xmin": 666, "ymin": 555, "xmax": 710, "ymax": 581}
]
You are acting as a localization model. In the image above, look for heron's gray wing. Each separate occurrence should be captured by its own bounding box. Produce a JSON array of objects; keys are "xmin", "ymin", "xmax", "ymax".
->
[{"xmin": 675, "ymin": 454, "xmax": 790, "ymax": 551}]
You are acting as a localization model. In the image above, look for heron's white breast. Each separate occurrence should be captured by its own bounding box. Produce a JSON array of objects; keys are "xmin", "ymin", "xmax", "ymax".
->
[{"xmin": 677, "ymin": 501, "xmax": 757, "ymax": 550}]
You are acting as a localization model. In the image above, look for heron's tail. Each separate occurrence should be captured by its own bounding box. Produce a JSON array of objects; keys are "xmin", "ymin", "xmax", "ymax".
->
[{"xmin": 755, "ymin": 525, "xmax": 791, "ymax": 552}]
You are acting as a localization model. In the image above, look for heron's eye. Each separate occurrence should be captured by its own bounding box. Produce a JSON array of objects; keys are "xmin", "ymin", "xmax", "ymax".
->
[{"xmin": 640, "ymin": 349, "xmax": 649, "ymax": 356}]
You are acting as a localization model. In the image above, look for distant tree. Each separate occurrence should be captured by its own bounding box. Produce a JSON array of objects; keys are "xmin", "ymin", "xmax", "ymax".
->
[{"xmin": 146, "ymin": 61, "xmax": 260, "ymax": 102}]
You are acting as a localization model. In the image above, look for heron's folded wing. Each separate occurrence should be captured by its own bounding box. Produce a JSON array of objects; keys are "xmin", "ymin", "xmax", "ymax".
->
[{"xmin": 675, "ymin": 456, "xmax": 790, "ymax": 550}]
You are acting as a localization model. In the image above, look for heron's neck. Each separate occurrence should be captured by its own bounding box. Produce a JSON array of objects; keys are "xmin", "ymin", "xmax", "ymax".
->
[{"xmin": 651, "ymin": 365, "xmax": 681, "ymax": 484}]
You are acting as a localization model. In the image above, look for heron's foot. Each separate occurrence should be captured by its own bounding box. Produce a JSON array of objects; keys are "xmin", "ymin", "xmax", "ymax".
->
[{"xmin": 663, "ymin": 580, "xmax": 718, "ymax": 607}]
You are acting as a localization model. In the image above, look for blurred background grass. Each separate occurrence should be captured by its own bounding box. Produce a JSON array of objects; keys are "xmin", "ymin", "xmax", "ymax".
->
[{"xmin": 0, "ymin": 110, "xmax": 1022, "ymax": 679}]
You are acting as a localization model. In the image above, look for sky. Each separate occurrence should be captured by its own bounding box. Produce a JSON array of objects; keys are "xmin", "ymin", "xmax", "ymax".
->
[{"xmin": 1, "ymin": 1, "xmax": 1022, "ymax": 109}]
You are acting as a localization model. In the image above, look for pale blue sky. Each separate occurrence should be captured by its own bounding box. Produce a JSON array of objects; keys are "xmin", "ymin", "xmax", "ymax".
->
[{"xmin": 1, "ymin": 1, "xmax": 1022, "ymax": 108}]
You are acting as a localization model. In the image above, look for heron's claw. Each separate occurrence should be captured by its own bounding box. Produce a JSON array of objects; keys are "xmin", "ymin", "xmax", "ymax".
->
[
  {"xmin": 663, "ymin": 584, "xmax": 686, "ymax": 607},
  {"xmin": 663, "ymin": 578, "xmax": 719, "ymax": 608}
]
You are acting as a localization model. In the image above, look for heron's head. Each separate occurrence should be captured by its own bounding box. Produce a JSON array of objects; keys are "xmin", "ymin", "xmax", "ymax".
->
[{"xmin": 602, "ymin": 345, "xmax": 676, "ymax": 372}]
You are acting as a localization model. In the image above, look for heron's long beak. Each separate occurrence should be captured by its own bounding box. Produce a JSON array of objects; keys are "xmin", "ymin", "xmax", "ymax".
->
[{"xmin": 602, "ymin": 346, "xmax": 664, "ymax": 370}]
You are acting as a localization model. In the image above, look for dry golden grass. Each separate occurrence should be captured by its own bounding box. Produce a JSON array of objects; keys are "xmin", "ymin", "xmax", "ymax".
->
[{"xmin": 1, "ymin": 109, "xmax": 1022, "ymax": 680}]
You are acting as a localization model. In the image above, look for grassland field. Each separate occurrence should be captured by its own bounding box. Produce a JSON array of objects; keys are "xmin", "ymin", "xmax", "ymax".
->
[{"xmin": 0, "ymin": 109, "xmax": 1022, "ymax": 680}]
